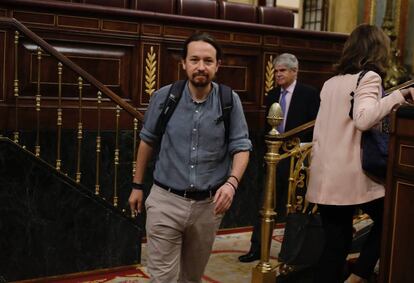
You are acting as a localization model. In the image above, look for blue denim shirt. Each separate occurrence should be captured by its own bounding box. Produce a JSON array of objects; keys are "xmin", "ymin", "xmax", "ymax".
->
[{"xmin": 140, "ymin": 81, "xmax": 252, "ymax": 191}]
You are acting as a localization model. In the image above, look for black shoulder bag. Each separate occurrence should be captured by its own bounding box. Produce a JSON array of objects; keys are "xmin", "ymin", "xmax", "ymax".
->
[
  {"xmin": 349, "ymin": 71, "xmax": 389, "ymax": 184},
  {"xmin": 278, "ymin": 207, "xmax": 324, "ymax": 268}
]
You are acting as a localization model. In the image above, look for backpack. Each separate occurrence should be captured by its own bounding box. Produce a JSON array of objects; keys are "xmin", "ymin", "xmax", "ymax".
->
[{"xmin": 154, "ymin": 80, "xmax": 233, "ymax": 143}]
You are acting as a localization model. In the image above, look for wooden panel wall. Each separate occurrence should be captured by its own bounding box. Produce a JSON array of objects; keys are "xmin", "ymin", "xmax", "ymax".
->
[
  {"xmin": 380, "ymin": 105, "xmax": 414, "ymax": 283},
  {"xmin": 0, "ymin": 0, "xmax": 347, "ymax": 131}
]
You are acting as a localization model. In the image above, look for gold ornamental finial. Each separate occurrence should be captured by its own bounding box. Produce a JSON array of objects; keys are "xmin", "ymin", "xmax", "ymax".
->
[{"xmin": 266, "ymin": 102, "xmax": 283, "ymax": 136}]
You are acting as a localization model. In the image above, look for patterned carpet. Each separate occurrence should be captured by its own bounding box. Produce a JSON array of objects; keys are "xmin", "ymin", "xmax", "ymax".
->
[
  {"xmin": 46, "ymin": 226, "xmax": 284, "ymax": 283},
  {"xmin": 37, "ymin": 218, "xmax": 373, "ymax": 283}
]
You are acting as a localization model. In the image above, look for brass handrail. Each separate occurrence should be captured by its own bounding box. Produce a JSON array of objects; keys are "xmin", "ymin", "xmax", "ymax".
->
[
  {"xmin": 0, "ymin": 17, "xmax": 145, "ymax": 218},
  {"xmin": 252, "ymin": 103, "xmax": 316, "ymax": 283},
  {"xmin": 266, "ymin": 120, "xmax": 315, "ymax": 141},
  {"xmin": 0, "ymin": 17, "xmax": 142, "ymax": 120},
  {"xmin": 385, "ymin": 79, "xmax": 414, "ymax": 94}
]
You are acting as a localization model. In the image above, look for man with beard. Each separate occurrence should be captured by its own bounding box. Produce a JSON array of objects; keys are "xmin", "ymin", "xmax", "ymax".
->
[
  {"xmin": 129, "ymin": 32, "xmax": 252, "ymax": 283},
  {"xmin": 239, "ymin": 53, "xmax": 320, "ymax": 263}
]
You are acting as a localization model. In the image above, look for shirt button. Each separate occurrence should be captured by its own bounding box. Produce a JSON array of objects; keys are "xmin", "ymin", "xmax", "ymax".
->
[
  {"xmin": 192, "ymin": 147, "xmax": 196, "ymax": 150},
  {"xmin": 190, "ymin": 165, "xmax": 194, "ymax": 168},
  {"xmin": 190, "ymin": 184, "xmax": 194, "ymax": 188},
  {"xmin": 195, "ymin": 110, "xmax": 199, "ymax": 113},
  {"xmin": 193, "ymin": 128, "xmax": 197, "ymax": 132}
]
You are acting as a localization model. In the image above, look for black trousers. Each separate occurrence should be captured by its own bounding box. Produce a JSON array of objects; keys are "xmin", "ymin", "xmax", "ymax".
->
[{"xmin": 314, "ymin": 197, "xmax": 384, "ymax": 283}]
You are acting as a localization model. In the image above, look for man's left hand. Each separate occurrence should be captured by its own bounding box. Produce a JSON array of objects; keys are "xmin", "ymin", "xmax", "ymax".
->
[{"xmin": 213, "ymin": 183, "xmax": 235, "ymax": 215}]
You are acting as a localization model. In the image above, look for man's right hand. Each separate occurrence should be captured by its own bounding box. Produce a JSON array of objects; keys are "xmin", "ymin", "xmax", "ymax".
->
[{"xmin": 128, "ymin": 189, "xmax": 143, "ymax": 216}]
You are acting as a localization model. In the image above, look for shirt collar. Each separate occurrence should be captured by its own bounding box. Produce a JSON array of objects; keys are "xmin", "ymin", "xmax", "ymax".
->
[{"xmin": 281, "ymin": 80, "xmax": 297, "ymax": 95}]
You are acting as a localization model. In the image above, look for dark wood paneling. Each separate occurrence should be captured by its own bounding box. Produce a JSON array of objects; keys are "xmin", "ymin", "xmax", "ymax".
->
[
  {"xmin": 142, "ymin": 24, "xmax": 162, "ymax": 36},
  {"xmin": 57, "ymin": 15, "xmax": 100, "ymax": 30},
  {"xmin": 200, "ymin": 30, "xmax": 231, "ymax": 42},
  {"xmin": 0, "ymin": 0, "xmax": 347, "ymax": 134},
  {"xmin": 161, "ymin": 45, "xmax": 185, "ymax": 87},
  {"xmin": 380, "ymin": 105, "xmax": 414, "ymax": 283},
  {"xmin": 399, "ymin": 144, "xmax": 414, "ymax": 168},
  {"xmin": 102, "ymin": 20, "xmax": 139, "ymax": 34},
  {"xmin": 280, "ymin": 37, "xmax": 305, "ymax": 48},
  {"xmin": 82, "ymin": 0, "xmax": 132, "ymax": 9},
  {"xmin": 164, "ymin": 26, "xmax": 196, "ymax": 38},
  {"xmin": 18, "ymin": 39, "xmax": 134, "ymax": 100},
  {"xmin": 387, "ymin": 181, "xmax": 414, "ymax": 283},
  {"xmin": 309, "ymin": 39, "xmax": 335, "ymax": 50},
  {"xmin": 263, "ymin": 35, "xmax": 279, "ymax": 46},
  {"xmin": 232, "ymin": 33, "xmax": 261, "ymax": 44},
  {"xmin": 216, "ymin": 51, "xmax": 261, "ymax": 104},
  {"xmin": 13, "ymin": 10, "xmax": 55, "ymax": 26}
]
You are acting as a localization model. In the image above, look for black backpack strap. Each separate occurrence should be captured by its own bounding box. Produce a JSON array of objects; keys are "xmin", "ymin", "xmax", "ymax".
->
[
  {"xmin": 155, "ymin": 80, "xmax": 187, "ymax": 137},
  {"xmin": 219, "ymin": 84, "xmax": 233, "ymax": 143},
  {"xmin": 349, "ymin": 70, "xmax": 369, "ymax": 119}
]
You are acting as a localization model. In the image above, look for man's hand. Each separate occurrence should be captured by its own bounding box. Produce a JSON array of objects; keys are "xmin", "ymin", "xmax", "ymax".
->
[
  {"xmin": 128, "ymin": 189, "xmax": 143, "ymax": 216},
  {"xmin": 213, "ymin": 183, "xmax": 235, "ymax": 215}
]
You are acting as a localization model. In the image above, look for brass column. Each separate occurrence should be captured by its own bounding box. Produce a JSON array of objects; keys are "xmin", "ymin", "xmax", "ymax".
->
[
  {"xmin": 252, "ymin": 103, "xmax": 283, "ymax": 283},
  {"xmin": 56, "ymin": 62, "xmax": 63, "ymax": 171},
  {"xmin": 75, "ymin": 77, "xmax": 83, "ymax": 183},
  {"xmin": 35, "ymin": 47, "xmax": 42, "ymax": 157},
  {"xmin": 13, "ymin": 31, "xmax": 19, "ymax": 144},
  {"xmin": 95, "ymin": 91, "xmax": 102, "ymax": 196}
]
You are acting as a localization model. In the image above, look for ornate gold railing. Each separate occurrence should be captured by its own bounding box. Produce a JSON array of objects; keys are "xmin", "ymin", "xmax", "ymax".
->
[
  {"xmin": 251, "ymin": 102, "xmax": 315, "ymax": 283},
  {"xmin": 0, "ymin": 17, "xmax": 146, "ymax": 217},
  {"xmin": 252, "ymin": 80, "xmax": 414, "ymax": 282}
]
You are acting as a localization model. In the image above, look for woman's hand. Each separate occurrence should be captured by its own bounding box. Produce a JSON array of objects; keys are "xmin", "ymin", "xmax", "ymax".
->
[{"xmin": 401, "ymin": 87, "xmax": 414, "ymax": 101}]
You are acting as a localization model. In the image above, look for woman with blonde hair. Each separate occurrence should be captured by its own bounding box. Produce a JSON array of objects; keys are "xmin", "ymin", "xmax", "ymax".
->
[{"xmin": 306, "ymin": 24, "xmax": 414, "ymax": 283}]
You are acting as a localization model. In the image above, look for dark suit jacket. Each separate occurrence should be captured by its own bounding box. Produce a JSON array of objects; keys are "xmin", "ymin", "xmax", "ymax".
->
[{"xmin": 265, "ymin": 82, "xmax": 320, "ymax": 142}]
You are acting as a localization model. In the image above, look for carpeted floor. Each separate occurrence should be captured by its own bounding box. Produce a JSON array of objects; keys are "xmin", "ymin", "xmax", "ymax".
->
[
  {"xmin": 31, "ymin": 217, "xmax": 373, "ymax": 283},
  {"xmin": 124, "ymin": 226, "xmax": 284, "ymax": 283}
]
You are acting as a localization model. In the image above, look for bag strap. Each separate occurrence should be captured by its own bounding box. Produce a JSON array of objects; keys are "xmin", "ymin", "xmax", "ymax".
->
[
  {"xmin": 349, "ymin": 70, "xmax": 369, "ymax": 119},
  {"xmin": 219, "ymin": 84, "xmax": 233, "ymax": 144},
  {"xmin": 154, "ymin": 80, "xmax": 186, "ymax": 137}
]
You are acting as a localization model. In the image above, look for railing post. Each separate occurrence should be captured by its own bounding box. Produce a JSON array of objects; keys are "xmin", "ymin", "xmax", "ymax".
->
[
  {"xmin": 252, "ymin": 140, "xmax": 282, "ymax": 283},
  {"xmin": 252, "ymin": 102, "xmax": 284, "ymax": 283},
  {"xmin": 75, "ymin": 76, "xmax": 83, "ymax": 183},
  {"xmin": 113, "ymin": 105, "xmax": 121, "ymax": 207},
  {"xmin": 35, "ymin": 47, "xmax": 42, "ymax": 157},
  {"xmin": 13, "ymin": 31, "xmax": 19, "ymax": 144},
  {"xmin": 56, "ymin": 62, "xmax": 63, "ymax": 171},
  {"xmin": 95, "ymin": 91, "xmax": 102, "ymax": 195}
]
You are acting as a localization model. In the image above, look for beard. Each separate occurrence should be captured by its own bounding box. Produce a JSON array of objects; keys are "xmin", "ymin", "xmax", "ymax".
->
[{"xmin": 190, "ymin": 72, "xmax": 211, "ymax": 88}]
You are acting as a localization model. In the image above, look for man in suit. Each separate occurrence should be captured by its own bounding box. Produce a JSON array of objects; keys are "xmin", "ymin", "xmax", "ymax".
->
[{"xmin": 239, "ymin": 53, "xmax": 320, "ymax": 262}]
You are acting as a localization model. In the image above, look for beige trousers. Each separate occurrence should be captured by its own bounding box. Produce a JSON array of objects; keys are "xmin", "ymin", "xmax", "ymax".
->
[{"xmin": 145, "ymin": 185, "xmax": 223, "ymax": 283}]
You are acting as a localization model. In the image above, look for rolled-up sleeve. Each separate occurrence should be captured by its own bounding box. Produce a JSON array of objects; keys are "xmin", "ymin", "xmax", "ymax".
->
[
  {"xmin": 228, "ymin": 92, "xmax": 252, "ymax": 155},
  {"xmin": 139, "ymin": 86, "xmax": 170, "ymax": 144}
]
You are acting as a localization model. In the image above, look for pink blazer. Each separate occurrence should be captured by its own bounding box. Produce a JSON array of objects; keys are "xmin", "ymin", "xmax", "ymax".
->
[{"xmin": 306, "ymin": 71, "xmax": 405, "ymax": 205}]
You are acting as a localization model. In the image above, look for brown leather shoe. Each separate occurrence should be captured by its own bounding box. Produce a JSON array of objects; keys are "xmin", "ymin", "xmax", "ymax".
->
[{"xmin": 238, "ymin": 250, "xmax": 260, "ymax": 262}]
